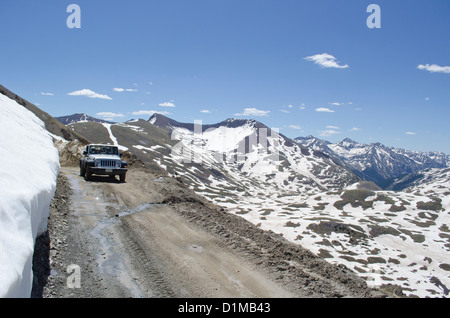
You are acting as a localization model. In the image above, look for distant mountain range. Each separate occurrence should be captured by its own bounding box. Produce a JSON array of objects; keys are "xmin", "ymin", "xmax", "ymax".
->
[{"xmin": 295, "ymin": 135, "xmax": 449, "ymax": 189}]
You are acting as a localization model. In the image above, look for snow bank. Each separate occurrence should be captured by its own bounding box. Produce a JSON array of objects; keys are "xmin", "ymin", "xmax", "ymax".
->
[{"xmin": 0, "ymin": 94, "xmax": 60, "ymax": 297}]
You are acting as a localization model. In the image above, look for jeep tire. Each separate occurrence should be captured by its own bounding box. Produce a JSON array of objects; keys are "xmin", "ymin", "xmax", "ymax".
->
[
  {"xmin": 84, "ymin": 169, "xmax": 92, "ymax": 181},
  {"xmin": 80, "ymin": 161, "xmax": 86, "ymax": 177}
]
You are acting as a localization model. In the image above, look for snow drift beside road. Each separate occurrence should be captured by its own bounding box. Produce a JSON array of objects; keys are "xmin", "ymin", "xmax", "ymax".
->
[{"xmin": 0, "ymin": 94, "xmax": 60, "ymax": 297}]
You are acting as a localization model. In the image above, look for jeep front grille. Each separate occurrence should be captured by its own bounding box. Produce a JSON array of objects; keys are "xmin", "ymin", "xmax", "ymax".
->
[{"xmin": 100, "ymin": 159, "xmax": 116, "ymax": 168}]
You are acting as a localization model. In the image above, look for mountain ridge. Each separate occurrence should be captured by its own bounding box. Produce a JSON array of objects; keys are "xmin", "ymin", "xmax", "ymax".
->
[
  {"xmin": 295, "ymin": 135, "xmax": 449, "ymax": 189},
  {"xmin": 55, "ymin": 113, "xmax": 114, "ymax": 125}
]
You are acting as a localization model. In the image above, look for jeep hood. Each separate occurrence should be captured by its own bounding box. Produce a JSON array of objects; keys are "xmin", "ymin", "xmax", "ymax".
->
[{"xmin": 88, "ymin": 154, "xmax": 120, "ymax": 160}]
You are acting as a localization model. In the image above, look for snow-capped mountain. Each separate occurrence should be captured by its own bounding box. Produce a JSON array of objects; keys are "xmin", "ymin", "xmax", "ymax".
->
[
  {"xmin": 295, "ymin": 136, "xmax": 449, "ymax": 189},
  {"xmin": 294, "ymin": 135, "xmax": 352, "ymax": 170},
  {"xmin": 148, "ymin": 113, "xmax": 360, "ymax": 192},
  {"xmin": 55, "ymin": 113, "xmax": 114, "ymax": 125}
]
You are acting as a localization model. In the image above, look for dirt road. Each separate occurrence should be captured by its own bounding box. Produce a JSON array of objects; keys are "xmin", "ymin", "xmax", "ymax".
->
[{"xmin": 37, "ymin": 165, "xmax": 383, "ymax": 298}]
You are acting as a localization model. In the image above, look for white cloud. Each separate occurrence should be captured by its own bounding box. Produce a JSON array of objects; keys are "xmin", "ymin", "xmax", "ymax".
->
[
  {"xmin": 326, "ymin": 125, "xmax": 340, "ymax": 129},
  {"xmin": 234, "ymin": 107, "xmax": 270, "ymax": 117},
  {"xmin": 96, "ymin": 112, "xmax": 124, "ymax": 119},
  {"xmin": 425, "ymin": 97, "xmax": 430, "ymax": 101},
  {"xmin": 319, "ymin": 130, "xmax": 341, "ymax": 137},
  {"xmin": 329, "ymin": 102, "xmax": 342, "ymax": 106},
  {"xmin": 417, "ymin": 64, "xmax": 450, "ymax": 74},
  {"xmin": 40, "ymin": 92, "xmax": 54, "ymax": 96},
  {"xmin": 159, "ymin": 102, "xmax": 176, "ymax": 107},
  {"xmin": 113, "ymin": 88, "xmax": 138, "ymax": 92},
  {"xmin": 68, "ymin": 89, "xmax": 112, "ymax": 100},
  {"xmin": 315, "ymin": 107, "xmax": 335, "ymax": 113},
  {"xmin": 200, "ymin": 110, "xmax": 211, "ymax": 113},
  {"xmin": 405, "ymin": 131, "xmax": 416, "ymax": 135},
  {"xmin": 350, "ymin": 127, "xmax": 361, "ymax": 131},
  {"xmin": 289, "ymin": 125, "xmax": 302, "ymax": 130},
  {"xmin": 132, "ymin": 110, "xmax": 171, "ymax": 116},
  {"xmin": 304, "ymin": 53, "xmax": 349, "ymax": 69},
  {"xmin": 280, "ymin": 104, "xmax": 297, "ymax": 113}
]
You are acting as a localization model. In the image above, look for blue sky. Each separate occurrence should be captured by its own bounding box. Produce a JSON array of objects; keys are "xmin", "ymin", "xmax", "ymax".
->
[{"xmin": 1, "ymin": 0, "xmax": 449, "ymax": 153}]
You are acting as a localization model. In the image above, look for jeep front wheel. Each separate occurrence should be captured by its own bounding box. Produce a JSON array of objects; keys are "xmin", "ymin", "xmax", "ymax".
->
[
  {"xmin": 84, "ymin": 169, "xmax": 92, "ymax": 181},
  {"xmin": 80, "ymin": 161, "xmax": 86, "ymax": 176},
  {"xmin": 119, "ymin": 173, "xmax": 126, "ymax": 183}
]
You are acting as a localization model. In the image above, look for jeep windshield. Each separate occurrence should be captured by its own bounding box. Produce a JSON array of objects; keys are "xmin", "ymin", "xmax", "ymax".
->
[{"xmin": 89, "ymin": 145, "xmax": 119, "ymax": 155}]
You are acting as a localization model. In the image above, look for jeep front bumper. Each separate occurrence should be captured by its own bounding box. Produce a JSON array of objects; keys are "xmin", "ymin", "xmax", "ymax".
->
[{"xmin": 87, "ymin": 167, "xmax": 127, "ymax": 176}]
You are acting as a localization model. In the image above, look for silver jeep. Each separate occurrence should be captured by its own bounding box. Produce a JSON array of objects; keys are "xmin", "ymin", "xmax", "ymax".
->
[{"xmin": 80, "ymin": 144, "xmax": 128, "ymax": 182}]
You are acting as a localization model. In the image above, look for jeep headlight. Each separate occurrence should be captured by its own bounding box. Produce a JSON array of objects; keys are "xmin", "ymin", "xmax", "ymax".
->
[
  {"xmin": 116, "ymin": 160, "xmax": 121, "ymax": 168},
  {"xmin": 95, "ymin": 159, "xmax": 100, "ymax": 167}
]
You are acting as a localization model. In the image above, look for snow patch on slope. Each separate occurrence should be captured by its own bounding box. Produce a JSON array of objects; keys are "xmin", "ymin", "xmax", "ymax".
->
[{"xmin": 102, "ymin": 123, "xmax": 128, "ymax": 151}]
